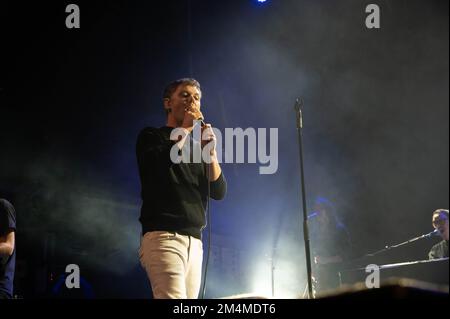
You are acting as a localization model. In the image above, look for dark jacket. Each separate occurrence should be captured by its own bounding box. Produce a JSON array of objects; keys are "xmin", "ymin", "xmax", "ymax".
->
[{"xmin": 136, "ymin": 126, "xmax": 226, "ymax": 239}]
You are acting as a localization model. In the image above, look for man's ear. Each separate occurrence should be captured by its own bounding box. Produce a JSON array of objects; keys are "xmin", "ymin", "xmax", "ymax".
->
[
  {"xmin": 163, "ymin": 98, "xmax": 171, "ymax": 113},
  {"xmin": 164, "ymin": 98, "xmax": 171, "ymax": 108}
]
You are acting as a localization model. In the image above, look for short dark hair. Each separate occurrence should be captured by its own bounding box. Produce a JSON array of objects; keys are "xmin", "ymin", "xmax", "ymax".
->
[{"xmin": 163, "ymin": 78, "xmax": 201, "ymax": 100}]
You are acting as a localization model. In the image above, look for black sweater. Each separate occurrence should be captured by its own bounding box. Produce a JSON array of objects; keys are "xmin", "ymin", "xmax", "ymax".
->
[{"xmin": 136, "ymin": 126, "xmax": 227, "ymax": 239}]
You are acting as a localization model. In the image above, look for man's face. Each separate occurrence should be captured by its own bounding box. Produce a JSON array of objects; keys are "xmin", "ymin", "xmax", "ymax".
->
[
  {"xmin": 432, "ymin": 212, "xmax": 449, "ymax": 241},
  {"xmin": 165, "ymin": 84, "xmax": 201, "ymax": 125}
]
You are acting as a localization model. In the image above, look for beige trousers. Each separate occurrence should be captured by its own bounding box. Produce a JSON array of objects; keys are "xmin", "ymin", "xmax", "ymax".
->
[{"xmin": 139, "ymin": 231, "xmax": 203, "ymax": 299}]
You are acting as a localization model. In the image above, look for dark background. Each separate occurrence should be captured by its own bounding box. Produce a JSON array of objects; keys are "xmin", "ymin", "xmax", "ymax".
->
[{"xmin": 1, "ymin": 0, "xmax": 448, "ymax": 298}]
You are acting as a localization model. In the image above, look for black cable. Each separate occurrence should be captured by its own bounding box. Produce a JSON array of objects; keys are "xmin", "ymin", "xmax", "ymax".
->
[{"xmin": 200, "ymin": 160, "xmax": 212, "ymax": 299}]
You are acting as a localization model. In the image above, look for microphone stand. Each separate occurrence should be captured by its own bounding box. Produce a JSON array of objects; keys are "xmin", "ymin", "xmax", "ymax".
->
[
  {"xmin": 294, "ymin": 98, "xmax": 314, "ymax": 299},
  {"xmin": 365, "ymin": 231, "xmax": 438, "ymax": 257}
]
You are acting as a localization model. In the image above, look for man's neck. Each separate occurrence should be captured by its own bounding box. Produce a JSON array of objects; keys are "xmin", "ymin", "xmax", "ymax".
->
[{"xmin": 166, "ymin": 118, "xmax": 181, "ymax": 128}]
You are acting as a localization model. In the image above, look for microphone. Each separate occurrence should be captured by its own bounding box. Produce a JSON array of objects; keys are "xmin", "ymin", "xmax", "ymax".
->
[
  {"xmin": 426, "ymin": 229, "xmax": 440, "ymax": 237},
  {"xmin": 184, "ymin": 105, "xmax": 205, "ymax": 127},
  {"xmin": 197, "ymin": 116, "xmax": 206, "ymax": 127}
]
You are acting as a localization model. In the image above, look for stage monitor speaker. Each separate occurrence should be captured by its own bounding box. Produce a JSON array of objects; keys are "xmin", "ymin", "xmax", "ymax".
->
[
  {"xmin": 220, "ymin": 278, "xmax": 449, "ymax": 299},
  {"xmin": 316, "ymin": 277, "xmax": 449, "ymax": 299}
]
